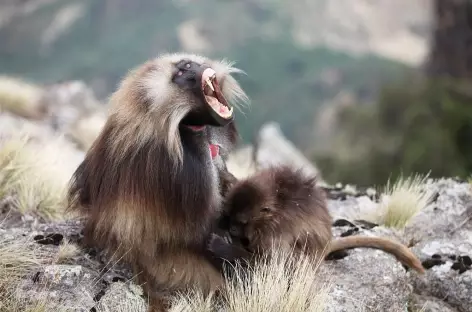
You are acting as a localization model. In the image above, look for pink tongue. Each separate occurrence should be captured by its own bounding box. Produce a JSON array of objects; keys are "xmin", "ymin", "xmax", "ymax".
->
[{"xmin": 209, "ymin": 144, "xmax": 219, "ymax": 159}]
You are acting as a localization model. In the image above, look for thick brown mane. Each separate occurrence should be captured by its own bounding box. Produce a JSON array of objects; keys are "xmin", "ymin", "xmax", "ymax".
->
[
  {"xmin": 68, "ymin": 118, "xmax": 221, "ymax": 250},
  {"xmin": 67, "ymin": 53, "xmax": 249, "ymax": 311}
]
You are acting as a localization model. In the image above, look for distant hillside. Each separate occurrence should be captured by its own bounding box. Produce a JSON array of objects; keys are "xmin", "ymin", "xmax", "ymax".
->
[{"xmin": 0, "ymin": 0, "xmax": 430, "ymax": 148}]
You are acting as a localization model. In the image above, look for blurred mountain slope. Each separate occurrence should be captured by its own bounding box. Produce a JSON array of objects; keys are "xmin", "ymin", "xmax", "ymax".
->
[
  {"xmin": 0, "ymin": 0, "xmax": 431, "ymax": 147},
  {"xmin": 285, "ymin": 0, "xmax": 432, "ymax": 65}
]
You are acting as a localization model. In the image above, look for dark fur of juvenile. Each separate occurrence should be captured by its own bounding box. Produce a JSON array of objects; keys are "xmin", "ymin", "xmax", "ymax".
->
[
  {"xmin": 210, "ymin": 165, "xmax": 425, "ymax": 274},
  {"xmin": 67, "ymin": 53, "xmax": 249, "ymax": 311}
]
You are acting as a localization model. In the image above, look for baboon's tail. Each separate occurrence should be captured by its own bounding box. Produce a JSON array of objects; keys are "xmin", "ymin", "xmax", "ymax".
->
[{"xmin": 328, "ymin": 236, "xmax": 425, "ymax": 274}]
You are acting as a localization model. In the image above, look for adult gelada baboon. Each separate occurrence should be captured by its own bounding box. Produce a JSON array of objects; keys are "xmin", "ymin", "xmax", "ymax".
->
[{"xmin": 67, "ymin": 53, "xmax": 249, "ymax": 311}]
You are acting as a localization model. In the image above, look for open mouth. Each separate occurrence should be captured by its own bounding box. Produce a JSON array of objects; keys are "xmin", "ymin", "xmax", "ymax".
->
[{"xmin": 200, "ymin": 68, "xmax": 234, "ymax": 122}]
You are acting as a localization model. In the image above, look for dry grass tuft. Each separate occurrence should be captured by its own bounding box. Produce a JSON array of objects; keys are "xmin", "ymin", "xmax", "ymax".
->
[
  {"xmin": 371, "ymin": 173, "xmax": 434, "ymax": 229},
  {"xmin": 55, "ymin": 239, "xmax": 80, "ymax": 263},
  {"xmin": 0, "ymin": 134, "xmax": 83, "ymax": 220},
  {"xmin": 168, "ymin": 290, "xmax": 215, "ymax": 312},
  {"xmin": 222, "ymin": 246, "xmax": 331, "ymax": 312},
  {"xmin": 0, "ymin": 234, "xmax": 57, "ymax": 312},
  {"xmin": 168, "ymin": 244, "xmax": 332, "ymax": 312},
  {"xmin": 0, "ymin": 294, "xmax": 55, "ymax": 312},
  {"xmin": 0, "ymin": 237, "xmax": 43, "ymax": 290},
  {"xmin": 0, "ymin": 76, "xmax": 47, "ymax": 120}
]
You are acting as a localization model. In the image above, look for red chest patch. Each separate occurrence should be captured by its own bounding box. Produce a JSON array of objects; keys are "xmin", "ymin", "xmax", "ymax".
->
[{"xmin": 209, "ymin": 144, "xmax": 219, "ymax": 159}]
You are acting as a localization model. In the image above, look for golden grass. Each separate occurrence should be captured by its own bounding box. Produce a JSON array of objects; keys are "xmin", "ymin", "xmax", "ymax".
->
[
  {"xmin": 0, "ymin": 293, "xmax": 56, "ymax": 312},
  {"xmin": 0, "ymin": 134, "xmax": 83, "ymax": 221},
  {"xmin": 222, "ymin": 247, "xmax": 331, "ymax": 312},
  {"xmin": 0, "ymin": 234, "xmax": 57, "ymax": 312},
  {"xmin": 168, "ymin": 290, "xmax": 215, "ymax": 312},
  {"xmin": 0, "ymin": 76, "xmax": 47, "ymax": 120},
  {"xmin": 370, "ymin": 173, "xmax": 434, "ymax": 229},
  {"xmin": 55, "ymin": 239, "xmax": 80, "ymax": 263},
  {"xmin": 168, "ymin": 245, "xmax": 332, "ymax": 312},
  {"xmin": 0, "ymin": 238, "xmax": 42, "ymax": 290}
]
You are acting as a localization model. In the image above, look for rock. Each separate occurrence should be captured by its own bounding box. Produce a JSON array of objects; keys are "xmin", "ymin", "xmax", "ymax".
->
[
  {"xmin": 404, "ymin": 178, "xmax": 472, "ymax": 242},
  {"xmin": 327, "ymin": 195, "xmax": 379, "ymax": 221},
  {"xmin": 15, "ymin": 264, "xmax": 99, "ymax": 311},
  {"xmin": 230, "ymin": 122, "xmax": 322, "ymax": 181},
  {"xmin": 0, "ymin": 173, "xmax": 471, "ymax": 311},
  {"xmin": 409, "ymin": 293, "xmax": 458, "ymax": 312},
  {"xmin": 1, "ymin": 219, "xmax": 137, "ymax": 311},
  {"xmin": 324, "ymin": 179, "xmax": 472, "ymax": 311},
  {"xmin": 94, "ymin": 282, "xmax": 147, "ymax": 312},
  {"xmin": 404, "ymin": 178, "xmax": 472, "ymax": 312},
  {"xmin": 322, "ymin": 248, "xmax": 412, "ymax": 312},
  {"xmin": 226, "ymin": 144, "xmax": 257, "ymax": 179},
  {"xmin": 40, "ymin": 80, "xmax": 102, "ymax": 133},
  {"xmin": 321, "ymin": 225, "xmax": 415, "ymax": 312},
  {"xmin": 255, "ymin": 122, "xmax": 320, "ymax": 178},
  {"xmin": 411, "ymin": 240, "xmax": 472, "ymax": 312},
  {"xmin": 226, "ymin": 122, "xmax": 322, "ymax": 181}
]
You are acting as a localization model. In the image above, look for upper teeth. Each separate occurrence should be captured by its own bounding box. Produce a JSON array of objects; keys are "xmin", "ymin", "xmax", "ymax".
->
[{"xmin": 205, "ymin": 78, "xmax": 214, "ymax": 91}]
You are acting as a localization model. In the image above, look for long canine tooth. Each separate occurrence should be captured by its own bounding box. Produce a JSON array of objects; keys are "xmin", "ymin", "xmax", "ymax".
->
[
  {"xmin": 223, "ymin": 106, "xmax": 233, "ymax": 118},
  {"xmin": 205, "ymin": 78, "xmax": 214, "ymax": 91}
]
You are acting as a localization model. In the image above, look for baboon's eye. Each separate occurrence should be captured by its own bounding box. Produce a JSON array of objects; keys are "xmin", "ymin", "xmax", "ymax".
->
[
  {"xmin": 261, "ymin": 207, "xmax": 271, "ymax": 213},
  {"xmin": 185, "ymin": 63, "xmax": 191, "ymax": 69},
  {"xmin": 177, "ymin": 71, "xmax": 183, "ymax": 76},
  {"xmin": 229, "ymin": 226, "xmax": 239, "ymax": 236}
]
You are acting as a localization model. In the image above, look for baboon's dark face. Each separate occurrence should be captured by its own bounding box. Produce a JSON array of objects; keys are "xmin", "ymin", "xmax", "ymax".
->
[
  {"xmin": 224, "ymin": 181, "xmax": 278, "ymax": 250},
  {"xmin": 171, "ymin": 59, "xmax": 234, "ymax": 128},
  {"xmin": 112, "ymin": 53, "xmax": 247, "ymax": 162}
]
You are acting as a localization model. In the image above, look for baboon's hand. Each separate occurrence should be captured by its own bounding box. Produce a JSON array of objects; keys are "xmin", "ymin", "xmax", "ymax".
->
[
  {"xmin": 207, "ymin": 233, "xmax": 253, "ymax": 262},
  {"xmin": 207, "ymin": 233, "xmax": 230, "ymax": 254}
]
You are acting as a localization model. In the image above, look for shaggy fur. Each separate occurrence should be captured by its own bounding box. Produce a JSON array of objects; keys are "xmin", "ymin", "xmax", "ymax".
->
[
  {"xmin": 67, "ymin": 53, "xmax": 248, "ymax": 311},
  {"xmin": 211, "ymin": 165, "xmax": 425, "ymax": 274}
]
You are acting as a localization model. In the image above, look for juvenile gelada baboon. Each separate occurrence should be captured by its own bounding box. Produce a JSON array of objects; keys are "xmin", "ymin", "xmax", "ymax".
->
[
  {"xmin": 209, "ymin": 165, "xmax": 425, "ymax": 274},
  {"xmin": 67, "ymin": 53, "xmax": 249, "ymax": 311}
]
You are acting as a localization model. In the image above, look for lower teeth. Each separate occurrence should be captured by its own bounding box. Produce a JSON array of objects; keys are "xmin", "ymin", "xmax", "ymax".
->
[{"xmin": 205, "ymin": 96, "xmax": 231, "ymax": 117}]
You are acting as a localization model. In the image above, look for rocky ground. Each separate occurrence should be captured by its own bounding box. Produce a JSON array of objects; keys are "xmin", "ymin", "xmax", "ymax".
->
[
  {"xmin": 0, "ymin": 80, "xmax": 471, "ymax": 311},
  {"xmin": 1, "ymin": 177, "xmax": 471, "ymax": 311}
]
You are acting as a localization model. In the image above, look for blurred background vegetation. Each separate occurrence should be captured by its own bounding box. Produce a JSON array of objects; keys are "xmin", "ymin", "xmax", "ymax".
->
[{"xmin": 0, "ymin": 0, "xmax": 471, "ymax": 187}]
